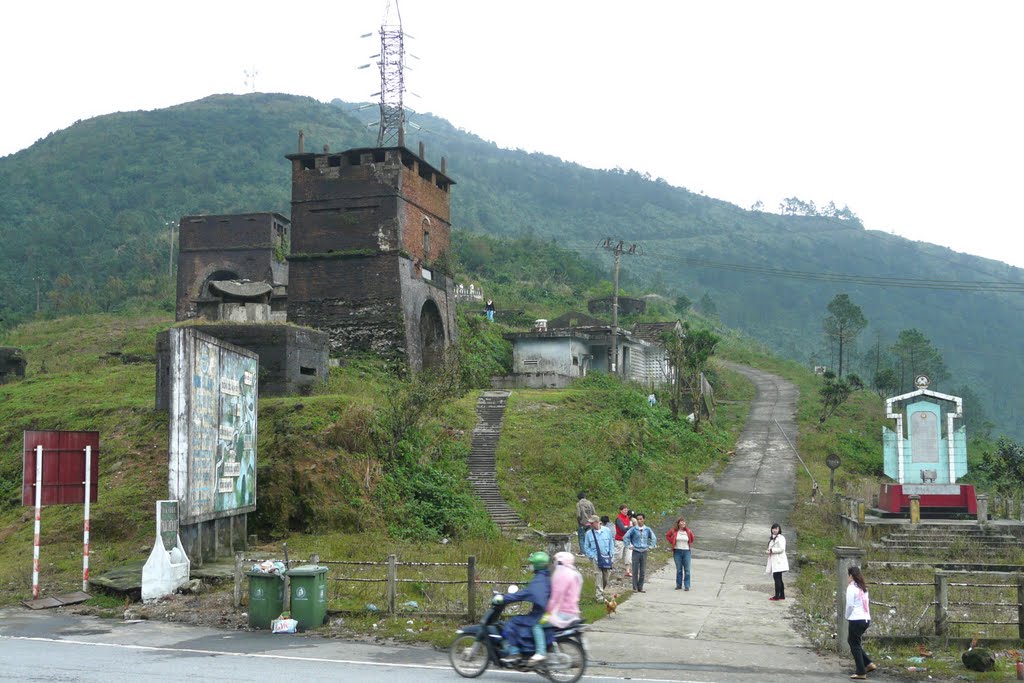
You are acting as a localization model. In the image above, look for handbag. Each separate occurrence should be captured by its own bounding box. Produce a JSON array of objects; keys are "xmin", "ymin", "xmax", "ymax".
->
[{"xmin": 591, "ymin": 529, "xmax": 613, "ymax": 569}]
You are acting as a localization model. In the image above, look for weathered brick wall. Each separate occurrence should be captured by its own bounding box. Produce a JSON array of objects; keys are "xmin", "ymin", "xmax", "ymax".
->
[
  {"xmin": 398, "ymin": 260, "xmax": 457, "ymax": 372},
  {"xmin": 175, "ymin": 214, "xmax": 288, "ymax": 321},
  {"xmin": 287, "ymin": 255, "xmax": 406, "ymax": 357},
  {"xmin": 398, "ymin": 164, "xmax": 452, "ymax": 264}
]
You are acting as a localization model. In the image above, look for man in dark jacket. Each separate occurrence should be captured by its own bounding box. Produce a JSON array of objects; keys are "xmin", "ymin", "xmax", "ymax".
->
[{"xmin": 494, "ymin": 551, "xmax": 551, "ymax": 661}]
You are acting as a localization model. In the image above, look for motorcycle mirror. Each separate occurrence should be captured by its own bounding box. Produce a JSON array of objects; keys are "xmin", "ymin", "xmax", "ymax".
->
[{"xmin": 507, "ymin": 584, "xmax": 518, "ymax": 593}]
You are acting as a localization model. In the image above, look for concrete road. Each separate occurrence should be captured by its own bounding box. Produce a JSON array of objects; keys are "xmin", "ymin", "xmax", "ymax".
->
[{"xmin": 584, "ymin": 364, "xmax": 894, "ymax": 682}]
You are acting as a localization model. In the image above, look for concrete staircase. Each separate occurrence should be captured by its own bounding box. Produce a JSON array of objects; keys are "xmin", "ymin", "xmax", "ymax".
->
[
  {"xmin": 875, "ymin": 525, "xmax": 1019, "ymax": 554},
  {"xmin": 467, "ymin": 390, "xmax": 525, "ymax": 532}
]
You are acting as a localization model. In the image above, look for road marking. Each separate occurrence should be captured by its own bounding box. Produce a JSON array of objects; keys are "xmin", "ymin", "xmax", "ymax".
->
[{"xmin": 0, "ymin": 635, "xmax": 711, "ymax": 682}]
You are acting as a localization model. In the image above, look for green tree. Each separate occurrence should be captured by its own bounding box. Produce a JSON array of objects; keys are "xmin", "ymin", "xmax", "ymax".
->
[
  {"xmin": 872, "ymin": 368, "xmax": 899, "ymax": 398},
  {"xmin": 662, "ymin": 324, "xmax": 720, "ymax": 426},
  {"xmin": 890, "ymin": 328, "xmax": 949, "ymax": 392},
  {"xmin": 818, "ymin": 371, "xmax": 860, "ymax": 425},
  {"xmin": 698, "ymin": 293, "xmax": 717, "ymax": 319},
  {"xmin": 674, "ymin": 294, "xmax": 692, "ymax": 315},
  {"xmin": 822, "ymin": 293, "xmax": 867, "ymax": 378},
  {"xmin": 975, "ymin": 437, "xmax": 1024, "ymax": 494}
]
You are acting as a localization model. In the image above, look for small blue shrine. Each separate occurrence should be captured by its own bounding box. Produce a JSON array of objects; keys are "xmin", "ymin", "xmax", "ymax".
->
[{"xmin": 878, "ymin": 375, "xmax": 977, "ymax": 515}]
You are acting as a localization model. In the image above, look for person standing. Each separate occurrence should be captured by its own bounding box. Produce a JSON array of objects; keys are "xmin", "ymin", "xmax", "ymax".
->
[
  {"xmin": 583, "ymin": 515, "xmax": 614, "ymax": 600},
  {"xmin": 765, "ymin": 522, "xmax": 789, "ymax": 601},
  {"xmin": 485, "ymin": 299, "xmax": 495, "ymax": 322},
  {"xmin": 575, "ymin": 492, "xmax": 596, "ymax": 554},
  {"xmin": 614, "ymin": 505, "xmax": 631, "ymax": 577},
  {"xmin": 846, "ymin": 566, "xmax": 876, "ymax": 679},
  {"xmin": 666, "ymin": 517, "xmax": 695, "ymax": 591},
  {"xmin": 623, "ymin": 513, "xmax": 656, "ymax": 592}
]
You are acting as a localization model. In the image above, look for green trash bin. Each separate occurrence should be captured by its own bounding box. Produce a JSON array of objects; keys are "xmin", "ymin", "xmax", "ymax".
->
[
  {"xmin": 287, "ymin": 564, "xmax": 329, "ymax": 631},
  {"xmin": 246, "ymin": 571, "xmax": 285, "ymax": 629}
]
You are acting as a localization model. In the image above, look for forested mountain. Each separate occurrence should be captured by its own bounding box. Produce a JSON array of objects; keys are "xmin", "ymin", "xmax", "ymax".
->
[{"xmin": 1, "ymin": 93, "xmax": 1022, "ymax": 436}]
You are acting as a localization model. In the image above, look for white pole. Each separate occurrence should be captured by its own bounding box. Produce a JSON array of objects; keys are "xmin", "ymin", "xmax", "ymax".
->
[
  {"xmin": 32, "ymin": 444, "xmax": 43, "ymax": 600},
  {"xmin": 83, "ymin": 445, "xmax": 91, "ymax": 592}
]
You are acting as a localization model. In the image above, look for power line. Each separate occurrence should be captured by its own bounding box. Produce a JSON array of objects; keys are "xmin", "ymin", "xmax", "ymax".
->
[{"xmin": 556, "ymin": 240, "xmax": 1024, "ymax": 293}]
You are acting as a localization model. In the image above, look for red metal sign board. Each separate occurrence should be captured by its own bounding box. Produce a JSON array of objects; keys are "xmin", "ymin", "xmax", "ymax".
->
[{"xmin": 22, "ymin": 431, "xmax": 100, "ymax": 506}]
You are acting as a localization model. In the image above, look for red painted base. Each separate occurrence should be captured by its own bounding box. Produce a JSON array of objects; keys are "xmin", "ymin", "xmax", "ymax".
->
[{"xmin": 878, "ymin": 483, "xmax": 977, "ymax": 514}]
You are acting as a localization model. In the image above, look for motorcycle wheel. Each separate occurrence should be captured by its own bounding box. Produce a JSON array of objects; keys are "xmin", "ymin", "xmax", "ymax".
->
[
  {"xmin": 543, "ymin": 639, "xmax": 586, "ymax": 683},
  {"xmin": 448, "ymin": 634, "xmax": 490, "ymax": 678}
]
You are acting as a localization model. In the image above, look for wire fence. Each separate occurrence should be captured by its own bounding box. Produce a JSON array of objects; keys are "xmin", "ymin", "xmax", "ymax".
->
[{"xmin": 234, "ymin": 553, "xmax": 527, "ymax": 620}]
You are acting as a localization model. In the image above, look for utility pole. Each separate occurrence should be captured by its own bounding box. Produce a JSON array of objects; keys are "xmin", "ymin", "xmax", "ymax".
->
[
  {"xmin": 168, "ymin": 220, "xmax": 175, "ymax": 278},
  {"xmin": 599, "ymin": 239, "xmax": 639, "ymax": 376}
]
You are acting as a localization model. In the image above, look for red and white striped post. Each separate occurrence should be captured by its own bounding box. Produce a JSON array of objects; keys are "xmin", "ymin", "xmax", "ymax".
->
[
  {"xmin": 32, "ymin": 444, "xmax": 43, "ymax": 600},
  {"xmin": 82, "ymin": 444, "xmax": 92, "ymax": 591}
]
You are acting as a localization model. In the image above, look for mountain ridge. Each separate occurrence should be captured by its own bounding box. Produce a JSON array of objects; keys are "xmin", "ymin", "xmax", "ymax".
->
[{"xmin": 1, "ymin": 92, "xmax": 1021, "ymax": 436}]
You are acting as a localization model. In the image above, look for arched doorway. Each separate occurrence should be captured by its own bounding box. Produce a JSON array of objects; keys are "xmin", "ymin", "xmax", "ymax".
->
[
  {"xmin": 419, "ymin": 300, "xmax": 446, "ymax": 371},
  {"xmin": 201, "ymin": 270, "xmax": 240, "ymax": 298}
]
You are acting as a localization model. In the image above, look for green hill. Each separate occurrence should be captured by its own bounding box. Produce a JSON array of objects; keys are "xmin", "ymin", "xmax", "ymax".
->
[{"xmin": 1, "ymin": 92, "xmax": 1021, "ymax": 436}]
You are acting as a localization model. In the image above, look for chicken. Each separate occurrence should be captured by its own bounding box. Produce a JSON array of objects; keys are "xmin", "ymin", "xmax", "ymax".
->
[
  {"xmin": 605, "ymin": 594, "xmax": 618, "ymax": 615},
  {"xmin": 916, "ymin": 643, "xmax": 933, "ymax": 658}
]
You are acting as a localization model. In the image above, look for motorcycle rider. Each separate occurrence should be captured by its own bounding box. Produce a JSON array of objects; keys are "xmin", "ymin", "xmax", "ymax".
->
[{"xmin": 492, "ymin": 550, "xmax": 551, "ymax": 663}]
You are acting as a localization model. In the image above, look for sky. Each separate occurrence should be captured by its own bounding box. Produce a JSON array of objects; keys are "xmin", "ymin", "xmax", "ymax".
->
[{"xmin": 3, "ymin": 1, "xmax": 1023, "ymax": 267}]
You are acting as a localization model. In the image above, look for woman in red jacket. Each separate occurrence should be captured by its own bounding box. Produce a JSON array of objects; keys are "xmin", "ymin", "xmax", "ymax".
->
[{"xmin": 666, "ymin": 517, "xmax": 695, "ymax": 591}]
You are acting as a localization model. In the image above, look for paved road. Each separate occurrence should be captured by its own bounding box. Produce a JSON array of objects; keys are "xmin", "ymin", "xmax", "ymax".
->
[{"xmin": 583, "ymin": 363, "xmax": 894, "ymax": 682}]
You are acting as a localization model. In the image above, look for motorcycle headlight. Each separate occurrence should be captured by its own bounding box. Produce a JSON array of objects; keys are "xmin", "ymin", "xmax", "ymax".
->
[{"xmin": 455, "ymin": 629, "xmax": 464, "ymax": 634}]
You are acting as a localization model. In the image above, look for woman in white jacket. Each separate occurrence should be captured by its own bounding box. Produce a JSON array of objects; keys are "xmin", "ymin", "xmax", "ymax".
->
[
  {"xmin": 765, "ymin": 523, "xmax": 789, "ymax": 601},
  {"xmin": 846, "ymin": 565, "xmax": 875, "ymax": 679}
]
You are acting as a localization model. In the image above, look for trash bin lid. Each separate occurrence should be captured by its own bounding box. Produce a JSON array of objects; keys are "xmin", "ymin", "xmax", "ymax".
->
[
  {"xmin": 286, "ymin": 564, "xmax": 328, "ymax": 576},
  {"xmin": 245, "ymin": 570, "xmax": 284, "ymax": 578}
]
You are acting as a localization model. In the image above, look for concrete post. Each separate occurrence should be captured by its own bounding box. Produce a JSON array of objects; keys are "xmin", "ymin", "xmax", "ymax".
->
[
  {"xmin": 834, "ymin": 546, "xmax": 866, "ymax": 655},
  {"xmin": 910, "ymin": 495, "xmax": 921, "ymax": 525},
  {"xmin": 934, "ymin": 570, "xmax": 948, "ymax": 636},
  {"xmin": 977, "ymin": 494, "xmax": 989, "ymax": 525},
  {"xmin": 1017, "ymin": 574, "xmax": 1024, "ymax": 640},
  {"xmin": 467, "ymin": 556, "xmax": 477, "ymax": 622},
  {"xmin": 386, "ymin": 554, "xmax": 397, "ymax": 615},
  {"xmin": 857, "ymin": 500, "xmax": 866, "ymax": 524}
]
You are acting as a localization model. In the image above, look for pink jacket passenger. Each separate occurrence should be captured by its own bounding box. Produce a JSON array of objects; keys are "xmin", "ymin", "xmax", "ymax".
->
[{"xmin": 546, "ymin": 551, "xmax": 582, "ymax": 627}]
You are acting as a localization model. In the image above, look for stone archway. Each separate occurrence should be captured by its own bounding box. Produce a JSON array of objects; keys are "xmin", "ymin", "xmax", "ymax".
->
[{"xmin": 419, "ymin": 299, "xmax": 446, "ymax": 371}]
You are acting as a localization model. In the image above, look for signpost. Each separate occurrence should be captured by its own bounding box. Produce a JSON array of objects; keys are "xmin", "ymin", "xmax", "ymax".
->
[
  {"xmin": 22, "ymin": 430, "xmax": 100, "ymax": 599},
  {"xmin": 826, "ymin": 453, "xmax": 842, "ymax": 493}
]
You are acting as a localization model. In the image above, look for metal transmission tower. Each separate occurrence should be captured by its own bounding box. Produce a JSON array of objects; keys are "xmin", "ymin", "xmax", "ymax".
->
[
  {"xmin": 374, "ymin": 1, "xmax": 407, "ymax": 147},
  {"xmin": 599, "ymin": 239, "xmax": 641, "ymax": 376}
]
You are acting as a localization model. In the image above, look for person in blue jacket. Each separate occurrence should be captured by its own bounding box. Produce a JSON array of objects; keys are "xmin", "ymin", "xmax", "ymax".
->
[{"xmin": 492, "ymin": 551, "xmax": 551, "ymax": 662}]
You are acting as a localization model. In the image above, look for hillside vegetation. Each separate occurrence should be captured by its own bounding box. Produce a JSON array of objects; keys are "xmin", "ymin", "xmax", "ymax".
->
[{"xmin": 1, "ymin": 93, "xmax": 1023, "ymax": 437}]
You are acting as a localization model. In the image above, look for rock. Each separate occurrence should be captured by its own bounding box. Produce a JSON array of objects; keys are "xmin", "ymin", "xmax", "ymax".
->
[
  {"xmin": 961, "ymin": 647, "xmax": 995, "ymax": 671},
  {"xmin": 181, "ymin": 579, "xmax": 205, "ymax": 594}
]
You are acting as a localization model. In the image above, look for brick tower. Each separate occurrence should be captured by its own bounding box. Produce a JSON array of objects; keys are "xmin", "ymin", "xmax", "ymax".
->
[{"xmin": 285, "ymin": 144, "xmax": 457, "ymax": 371}]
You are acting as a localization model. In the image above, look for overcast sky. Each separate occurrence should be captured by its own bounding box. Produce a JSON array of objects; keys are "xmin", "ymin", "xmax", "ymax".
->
[{"xmin": 3, "ymin": 1, "xmax": 1022, "ymax": 267}]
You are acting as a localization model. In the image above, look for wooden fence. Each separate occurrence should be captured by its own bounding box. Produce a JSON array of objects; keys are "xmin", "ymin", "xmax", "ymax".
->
[
  {"xmin": 865, "ymin": 563, "xmax": 1024, "ymax": 640},
  {"xmin": 234, "ymin": 553, "xmax": 522, "ymax": 621}
]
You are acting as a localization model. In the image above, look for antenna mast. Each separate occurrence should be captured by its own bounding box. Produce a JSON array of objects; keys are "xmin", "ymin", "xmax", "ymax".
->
[{"xmin": 376, "ymin": 0, "xmax": 406, "ymax": 147}]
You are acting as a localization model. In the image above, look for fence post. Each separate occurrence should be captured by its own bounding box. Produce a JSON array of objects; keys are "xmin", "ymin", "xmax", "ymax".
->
[
  {"xmin": 910, "ymin": 495, "xmax": 921, "ymax": 525},
  {"xmin": 977, "ymin": 494, "xmax": 989, "ymax": 526},
  {"xmin": 1017, "ymin": 574, "xmax": 1024, "ymax": 640},
  {"xmin": 857, "ymin": 500, "xmax": 866, "ymax": 524},
  {"xmin": 934, "ymin": 570, "xmax": 948, "ymax": 636},
  {"xmin": 387, "ymin": 554, "xmax": 398, "ymax": 615},
  {"xmin": 467, "ymin": 555, "xmax": 477, "ymax": 622},
  {"xmin": 234, "ymin": 551, "xmax": 243, "ymax": 608},
  {"xmin": 834, "ymin": 546, "xmax": 866, "ymax": 655}
]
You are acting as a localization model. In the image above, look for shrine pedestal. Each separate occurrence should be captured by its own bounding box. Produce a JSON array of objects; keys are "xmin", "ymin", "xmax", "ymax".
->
[{"xmin": 877, "ymin": 483, "xmax": 977, "ymax": 515}]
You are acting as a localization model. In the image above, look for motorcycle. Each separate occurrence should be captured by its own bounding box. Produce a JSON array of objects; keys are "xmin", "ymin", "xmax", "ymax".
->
[{"xmin": 448, "ymin": 586, "xmax": 588, "ymax": 682}]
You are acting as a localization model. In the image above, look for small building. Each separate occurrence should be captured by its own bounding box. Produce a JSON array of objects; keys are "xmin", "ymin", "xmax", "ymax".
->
[
  {"xmin": 588, "ymin": 296, "xmax": 646, "ymax": 316},
  {"xmin": 498, "ymin": 318, "xmax": 683, "ymax": 389},
  {"xmin": 175, "ymin": 213, "xmax": 289, "ymax": 323},
  {"xmin": 0, "ymin": 347, "xmax": 27, "ymax": 384}
]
